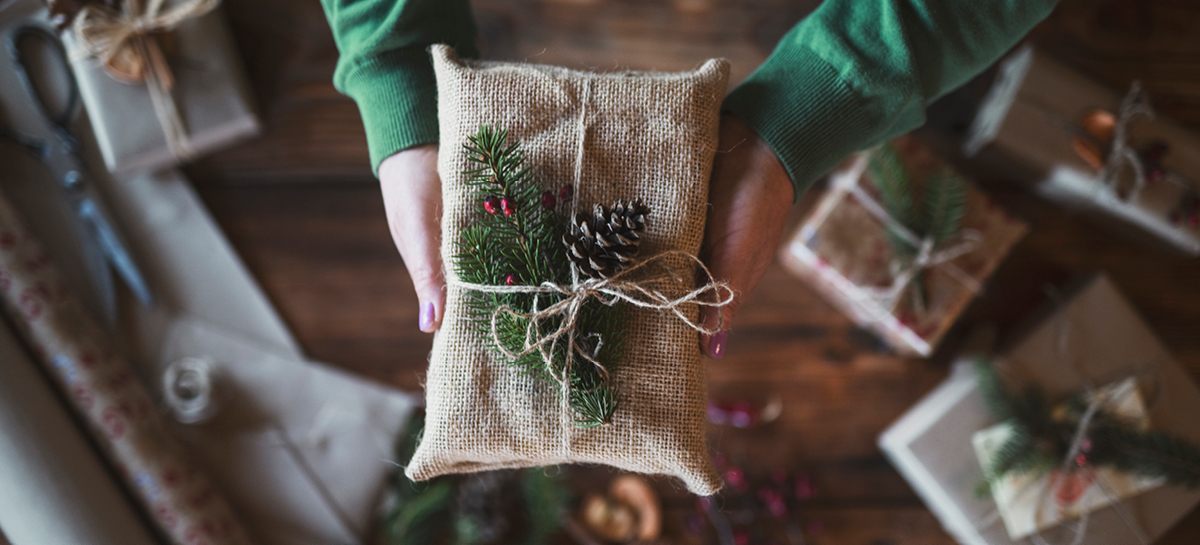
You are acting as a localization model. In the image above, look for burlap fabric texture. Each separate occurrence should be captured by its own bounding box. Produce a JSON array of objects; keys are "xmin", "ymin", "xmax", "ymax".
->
[{"xmin": 405, "ymin": 45, "xmax": 729, "ymax": 495}]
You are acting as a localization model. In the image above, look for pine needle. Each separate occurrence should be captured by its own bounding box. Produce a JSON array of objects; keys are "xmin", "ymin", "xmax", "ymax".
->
[{"xmin": 453, "ymin": 125, "xmax": 626, "ymax": 428}]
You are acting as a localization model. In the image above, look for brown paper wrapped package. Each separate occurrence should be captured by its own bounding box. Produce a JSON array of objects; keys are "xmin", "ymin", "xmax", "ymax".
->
[{"xmin": 406, "ymin": 46, "xmax": 728, "ymax": 495}]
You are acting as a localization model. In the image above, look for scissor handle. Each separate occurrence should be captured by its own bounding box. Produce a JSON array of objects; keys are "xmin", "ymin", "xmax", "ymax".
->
[{"xmin": 9, "ymin": 25, "xmax": 81, "ymax": 150}]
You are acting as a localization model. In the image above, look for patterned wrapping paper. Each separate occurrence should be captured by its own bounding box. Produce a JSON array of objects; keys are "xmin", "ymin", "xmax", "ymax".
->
[
  {"xmin": 0, "ymin": 189, "xmax": 252, "ymax": 545},
  {"xmin": 780, "ymin": 136, "xmax": 1028, "ymax": 356}
]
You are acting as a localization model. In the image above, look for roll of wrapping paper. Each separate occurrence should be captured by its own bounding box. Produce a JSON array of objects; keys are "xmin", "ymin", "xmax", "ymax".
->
[
  {"xmin": 0, "ymin": 189, "xmax": 253, "ymax": 545},
  {"xmin": 0, "ymin": 321, "xmax": 158, "ymax": 545}
]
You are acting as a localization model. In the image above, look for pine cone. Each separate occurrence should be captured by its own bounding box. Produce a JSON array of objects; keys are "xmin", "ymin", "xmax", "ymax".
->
[{"xmin": 562, "ymin": 199, "xmax": 650, "ymax": 279}]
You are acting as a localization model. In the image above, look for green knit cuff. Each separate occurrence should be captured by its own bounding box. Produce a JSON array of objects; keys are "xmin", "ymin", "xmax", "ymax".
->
[
  {"xmin": 338, "ymin": 46, "xmax": 440, "ymax": 175},
  {"xmin": 724, "ymin": 46, "xmax": 875, "ymax": 201}
]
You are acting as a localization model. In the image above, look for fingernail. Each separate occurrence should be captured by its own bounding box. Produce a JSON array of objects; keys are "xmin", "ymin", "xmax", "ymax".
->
[
  {"xmin": 419, "ymin": 302, "xmax": 435, "ymax": 332},
  {"xmin": 709, "ymin": 330, "xmax": 727, "ymax": 359}
]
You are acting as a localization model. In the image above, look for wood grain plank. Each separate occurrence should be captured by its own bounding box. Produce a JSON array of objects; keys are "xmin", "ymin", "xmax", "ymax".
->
[{"xmin": 187, "ymin": 0, "xmax": 1200, "ymax": 541}]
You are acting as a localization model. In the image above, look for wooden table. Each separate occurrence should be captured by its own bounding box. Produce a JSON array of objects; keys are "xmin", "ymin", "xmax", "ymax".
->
[{"xmin": 187, "ymin": 0, "xmax": 1200, "ymax": 542}]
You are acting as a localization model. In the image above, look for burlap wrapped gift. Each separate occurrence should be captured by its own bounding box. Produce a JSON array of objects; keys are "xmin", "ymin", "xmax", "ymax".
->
[{"xmin": 405, "ymin": 45, "xmax": 729, "ymax": 495}]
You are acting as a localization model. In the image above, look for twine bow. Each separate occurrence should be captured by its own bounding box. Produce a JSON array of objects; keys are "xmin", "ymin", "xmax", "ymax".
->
[
  {"xmin": 808, "ymin": 153, "xmax": 983, "ymax": 317},
  {"xmin": 73, "ymin": 0, "xmax": 222, "ymax": 160},
  {"xmin": 450, "ymin": 250, "xmax": 734, "ymax": 387},
  {"xmin": 1072, "ymin": 82, "xmax": 1156, "ymax": 203}
]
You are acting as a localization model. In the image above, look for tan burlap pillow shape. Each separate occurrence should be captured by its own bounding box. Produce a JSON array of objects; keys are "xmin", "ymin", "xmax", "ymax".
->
[{"xmin": 406, "ymin": 45, "xmax": 729, "ymax": 495}]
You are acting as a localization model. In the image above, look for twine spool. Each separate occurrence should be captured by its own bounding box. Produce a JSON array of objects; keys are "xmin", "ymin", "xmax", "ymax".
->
[{"xmin": 162, "ymin": 357, "xmax": 217, "ymax": 424}]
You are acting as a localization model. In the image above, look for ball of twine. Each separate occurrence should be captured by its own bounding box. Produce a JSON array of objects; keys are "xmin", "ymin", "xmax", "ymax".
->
[{"xmin": 162, "ymin": 357, "xmax": 218, "ymax": 424}]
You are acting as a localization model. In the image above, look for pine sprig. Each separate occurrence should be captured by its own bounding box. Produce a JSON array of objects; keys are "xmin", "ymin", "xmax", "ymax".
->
[
  {"xmin": 452, "ymin": 125, "xmax": 624, "ymax": 428},
  {"xmin": 867, "ymin": 143, "xmax": 969, "ymax": 311},
  {"xmin": 868, "ymin": 145, "xmax": 918, "ymax": 258},
  {"xmin": 923, "ymin": 169, "xmax": 968, "ymax": 245},
  {"xmin": 385, "ymin": 412, "xmax": 569, "ymax": 545},
  {"xmin": 972, "ymin": 360, "xmax": 1200, "ymax": 496}
]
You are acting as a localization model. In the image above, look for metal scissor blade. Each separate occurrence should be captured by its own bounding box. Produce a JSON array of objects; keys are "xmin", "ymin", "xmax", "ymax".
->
[
  {"xmin": 78, "ymin": 216, "xmax": 119, "ymax": 327},
  {"xmin": 77, "ymin": 198, "xmax": 155, "ymax": 307}
]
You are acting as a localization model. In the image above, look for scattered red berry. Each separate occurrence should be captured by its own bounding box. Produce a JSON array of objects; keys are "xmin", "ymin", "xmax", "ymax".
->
[
  {"xmin": 559, "ymin": 185, "xmax": 573, "ymax": 201},
  {"xmin": 501, "ymin": 196, "xmax": 516, "ymax": 216},
  {"xmin": 483, "ymin": 196, "xmax": 500, "ymax": 215},
  {"xmin": 541, "ymin": 191, "xmax": 556, "ymax": 209},
  {"xmin": 724, "ymin": 467, "xmax": 748, "ymax": 492},
  {"xmin": 505, "ymin": 274, "xmax": 516, "ymax": 286},
  {"xmin": 794, "ymin": 474, "xmax": 816, "ymax": 499},
  {"xmin": 1076, "ymin": 454, "xmax": 1088, "ymax": 467}
]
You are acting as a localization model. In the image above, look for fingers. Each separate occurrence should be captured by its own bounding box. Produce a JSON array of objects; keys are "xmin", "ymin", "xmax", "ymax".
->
[
  {"xmin": 379, "ymin": 145, "xmax": 446, "ymax": 333},
  {"xmin": 699, "ymin": 114, "xmax": 794, "ymax": 358}
]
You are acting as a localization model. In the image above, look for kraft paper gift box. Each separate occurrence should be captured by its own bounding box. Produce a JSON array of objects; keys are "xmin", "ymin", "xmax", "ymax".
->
[
  {"xmin": 972, "ymin": 377, "xmax": 1164, "ymax": 540},
  {"xmin": 879, "ymin": 275, "xmax": 1200, "ymax": 545},
  {"xmin": 66, "ymin": 5, "xmax": 260, "ymax": 173},
  {"xmin": 964, "ymin": 46, "xmax": 1200, "ymax": 255},
  {"xmin": 780, "ymin": 136, "xmax": 1027, "ymax": 357}
]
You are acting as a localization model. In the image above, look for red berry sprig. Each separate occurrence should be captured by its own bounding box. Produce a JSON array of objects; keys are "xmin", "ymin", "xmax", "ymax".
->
[
  {"xmin": 541, "ymin": 191, "xmax": 556, "ymax": 210},
  {"xmin": 500, "ymin": 196, "xmax": 516, "ymax": 217}
]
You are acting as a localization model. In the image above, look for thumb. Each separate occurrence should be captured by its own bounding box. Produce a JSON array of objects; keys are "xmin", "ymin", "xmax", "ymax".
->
[
  {"xmin": 379, "ymin": 145, "xmax": 446, "ymax": 333},
  {"xmin": 698, "ymin": 114, "xmax": 794, "ymax": 359},
  {"xmin": 697, "ymin": 236, "xmax": 744, "ymax": 360}
]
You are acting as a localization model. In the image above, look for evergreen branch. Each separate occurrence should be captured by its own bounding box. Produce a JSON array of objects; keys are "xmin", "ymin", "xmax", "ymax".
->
[
  {"xmin": 923, "ymin": 168, "xmax": 968, "ymax": 245},
  {"xmin": 868, "ymin": 144, "xmax": 919, "ymax": 256},
  {"xmin": 520, "ymin": 470, "xmax": 568, "ymax": 545},
  {"xmin": 1089, "ymin": 425, "xmax": 1200, "ymax": 488},
  {"xmin": 974, "ymin": 358, "xmax": 1016, "ymax": 421},
  {"xmin": 454, "ymin": 125, "xmax": 627, "ymax": 428},
  {"xmin": 973, "ymin": 362, "xmax": 1200, "ymax": 492}
]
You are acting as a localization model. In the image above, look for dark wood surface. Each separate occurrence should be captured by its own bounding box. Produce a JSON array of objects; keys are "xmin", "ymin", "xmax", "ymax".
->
[{"xmin": 186, "ymin": 0, "xmax": 1200, "ymax": 543}]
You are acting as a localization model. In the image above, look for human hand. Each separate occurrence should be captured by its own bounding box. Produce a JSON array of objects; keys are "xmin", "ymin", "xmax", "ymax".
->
[
  {"xmin": 379, "ymin": 144, "xmax": 445, "ymax": 333},
  {"xmin": 699, "ymin": 113, "xmax": 795, "ymax": 358}
]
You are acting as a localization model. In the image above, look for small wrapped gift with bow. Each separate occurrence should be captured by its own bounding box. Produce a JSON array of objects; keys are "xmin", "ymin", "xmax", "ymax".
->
[
  {"xmin": 56, "ymin": 0, "xmax": 259, "ymax": 173},
  {"xmin": 780, "ymin": 136, "xmax": 1027, "ymax": 356},
  {"xmin": 965, "ymin": 46, "xmax": 1200, "ymax": 255}
]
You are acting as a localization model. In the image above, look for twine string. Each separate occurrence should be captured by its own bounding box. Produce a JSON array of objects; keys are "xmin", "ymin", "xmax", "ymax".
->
[
  {"xmin": 450, "ymin": 249, "xmax": 735, "ymax": 389},
  {"xmin": 1099, "ymin": 82, "xmax": 1155, "ymax": 202},
  {"xmin": 72, "ymin": 0, "xmax": 222, "ymax": 160},
  {"xmin": 820, "ymin": 154, "xmax": 984, "ymax": 316}
]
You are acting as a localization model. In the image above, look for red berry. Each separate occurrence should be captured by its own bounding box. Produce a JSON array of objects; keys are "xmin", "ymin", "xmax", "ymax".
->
[
  {"xmin": 483, "ymin": 196, "xmax": 500, "ymax": 215},
  {"xmin": 541, "ymin": 191, "xmax": 556, "ymax": 209},
  {"xmin": 501, "ymin": 197, "xmax": 516, "ymax": 216},
  {"xmin": 559, "ymin": 185, "xmax": 573, "ymax": 201},
  {"xmin": 505, "ymin": 274, "xmax": 516, "ymax": 286}
]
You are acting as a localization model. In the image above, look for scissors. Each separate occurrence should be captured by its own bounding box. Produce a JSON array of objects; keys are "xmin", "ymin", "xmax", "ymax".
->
[{"xmin": 2, "ymin": 24, "xmax": 154, "ymax": 322}]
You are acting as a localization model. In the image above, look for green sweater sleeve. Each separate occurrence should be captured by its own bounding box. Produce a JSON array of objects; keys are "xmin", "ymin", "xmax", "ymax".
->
[
  {"xmin": 725, "ymin": 0, "xmax": 1059, "ymax": 198},
  {"xmin": 320, "ymin": 0, "xmax": 478, "ymax": 173}
]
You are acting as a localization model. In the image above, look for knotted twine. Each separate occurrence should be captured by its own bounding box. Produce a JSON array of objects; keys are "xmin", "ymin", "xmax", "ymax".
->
[
  {"xmin": 450, "ymin": 250, "xmax": 734, "ymax": 423},
  {"xmin": 72, "ymin": 0, "xmax": 222, "ymax": 160},
  {"xmin": 801, "ymin": 152, "xmax": 983, "ymax": 319},
  {"xmin": 1093, "ymin": 82, "xmax": 1156, "ymax": 203}
]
